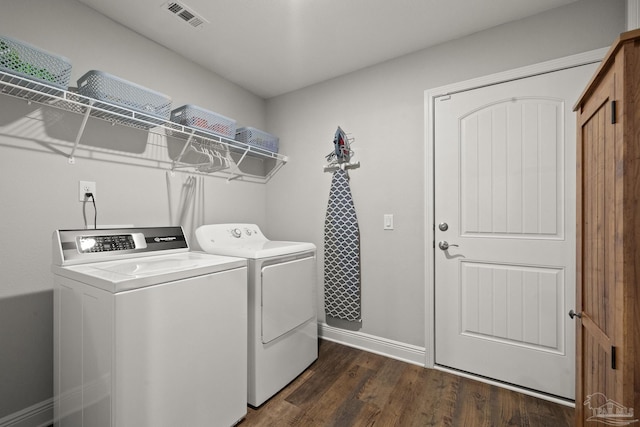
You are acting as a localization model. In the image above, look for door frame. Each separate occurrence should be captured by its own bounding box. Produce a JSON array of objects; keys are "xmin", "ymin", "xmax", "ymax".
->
[{"xmin": 423, "ymin": 47, "xmax": 608, "ymax": 387}]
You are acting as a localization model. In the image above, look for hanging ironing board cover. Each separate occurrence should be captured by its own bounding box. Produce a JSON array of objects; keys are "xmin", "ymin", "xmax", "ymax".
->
[{"xmin": 324, "ymin": 168, "xmax": 361, "ymax": 322}]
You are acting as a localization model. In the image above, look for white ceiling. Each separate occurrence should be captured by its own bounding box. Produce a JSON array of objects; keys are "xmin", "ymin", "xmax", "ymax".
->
[{"xmin": 75, "ymin": 0, "xmax": 579, "ymax": 98}]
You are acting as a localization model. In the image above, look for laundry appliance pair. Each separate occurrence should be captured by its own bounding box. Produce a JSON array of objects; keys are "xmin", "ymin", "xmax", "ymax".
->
[{"xmin": 52, "ymin": 224, "xmax": 317, "ymax": 427}]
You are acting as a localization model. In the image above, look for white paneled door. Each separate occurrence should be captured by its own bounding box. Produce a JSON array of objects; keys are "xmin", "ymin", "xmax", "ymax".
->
[{"xmin": 434, "ymin": 63, "xmax": 597, "ymax": 400}]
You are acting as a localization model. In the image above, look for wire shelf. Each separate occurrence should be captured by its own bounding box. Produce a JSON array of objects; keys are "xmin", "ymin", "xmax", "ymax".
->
[{"xmin": 0, "ymin": 70, "xmax": 287, "ymax": 182}]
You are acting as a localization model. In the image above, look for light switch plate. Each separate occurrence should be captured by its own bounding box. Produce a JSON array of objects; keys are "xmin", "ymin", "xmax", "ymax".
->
[{"xmin": 384, "ymin": 214, "xmax": 394, "ymax": 230}]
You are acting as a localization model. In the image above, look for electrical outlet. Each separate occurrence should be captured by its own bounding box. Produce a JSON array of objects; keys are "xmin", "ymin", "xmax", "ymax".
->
[{"xmin": 79, "ymin": 181, "xmax": 96, "ymax": 201}]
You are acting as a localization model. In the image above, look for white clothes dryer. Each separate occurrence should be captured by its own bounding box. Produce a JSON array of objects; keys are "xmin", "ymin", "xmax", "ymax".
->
[
  {"xmin": 196, "ymin": 224, "xmax": 318, "ymax": 407},
  {"xmin": 52, "ymin": 227, "xmax": 248, "ymax": 427}
]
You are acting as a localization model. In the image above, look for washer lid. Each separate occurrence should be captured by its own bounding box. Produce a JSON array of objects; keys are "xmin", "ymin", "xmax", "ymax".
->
[
  {"xmin": 196, "ymin": 223, "xmax": 316, "ymax": 259},
  {"xmin": 52, "ymin": 252, "xmax": 247, "ymax": 293}
]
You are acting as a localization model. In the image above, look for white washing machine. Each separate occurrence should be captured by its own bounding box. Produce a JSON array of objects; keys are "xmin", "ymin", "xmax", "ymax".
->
[
  {"xmin": 51, "ymin": 226, "xmax": 248, "ymax": 427},
  {"xmin": 195, "ymin": 224, "xmax": 317, "ymax": 407}
]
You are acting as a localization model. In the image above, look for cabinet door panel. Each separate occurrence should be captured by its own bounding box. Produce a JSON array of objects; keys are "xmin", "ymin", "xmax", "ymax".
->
[{"xmin": 577, "ymin": 70, "xmax": 620, "ymax": 426}]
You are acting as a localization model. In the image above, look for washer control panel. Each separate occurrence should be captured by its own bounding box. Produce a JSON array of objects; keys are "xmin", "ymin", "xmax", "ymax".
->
[
  {"xmin": 77, "ymin": 234, "xmax": 140, "ymax": 253},
  {"xmin": 53, "ymin": 227, "xmax": 189, "ymax": 266}
]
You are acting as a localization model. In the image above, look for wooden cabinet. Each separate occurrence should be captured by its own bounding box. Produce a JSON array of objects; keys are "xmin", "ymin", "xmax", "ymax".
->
[{"xmin": 574, "ymin": 29, "xmax": 640, "ymax": 427}]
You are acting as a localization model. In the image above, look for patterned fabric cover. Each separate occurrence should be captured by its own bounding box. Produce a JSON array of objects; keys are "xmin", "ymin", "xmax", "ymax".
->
[{"xmin": 324, "ymin": 169, "xmax": 361, "ymax": 322}]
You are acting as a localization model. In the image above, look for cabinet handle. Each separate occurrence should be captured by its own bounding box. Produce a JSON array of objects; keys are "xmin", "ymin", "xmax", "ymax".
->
[{"xmin": 611, "ymin": 346, "xmax": 616, "ymax": 370}]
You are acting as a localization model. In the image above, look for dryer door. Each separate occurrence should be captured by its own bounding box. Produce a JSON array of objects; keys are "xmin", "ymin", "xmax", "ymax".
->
[{"xmin": 261, "ymin": 255, "xmax": 316, "ymax": 344}]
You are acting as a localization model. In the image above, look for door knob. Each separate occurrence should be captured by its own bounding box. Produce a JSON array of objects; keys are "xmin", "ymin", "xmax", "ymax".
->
[
  {"xmin": 438, "ymin": 241, "xmax": 459, "ymax": 251},
  {"xmin": 569, "ymin": 309, "xmax": 582, "ymax": 319},
  {"xmin": 438, "ymin": 222, "xmax": 449, "ymax": 231}
]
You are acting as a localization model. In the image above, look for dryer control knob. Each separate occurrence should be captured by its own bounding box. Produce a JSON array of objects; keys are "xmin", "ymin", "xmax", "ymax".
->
[{"xmin": 231, "ymin": 228, "xmax": 242, "ymax": 238}]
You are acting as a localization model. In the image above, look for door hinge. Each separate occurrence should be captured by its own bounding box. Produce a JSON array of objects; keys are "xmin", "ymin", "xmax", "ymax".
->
[
  {"xmin": 611, "ymin": 346, "xmax": 617, "ymax": 370},
  {"xmin": 611, "ymin": 100, "xmax": 616, "ymax": 124}
]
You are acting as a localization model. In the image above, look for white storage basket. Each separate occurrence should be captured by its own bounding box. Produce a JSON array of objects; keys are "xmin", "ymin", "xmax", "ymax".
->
[{"xmin": 77, "ymin": 70, "xmax": 172, "ymax": 120}]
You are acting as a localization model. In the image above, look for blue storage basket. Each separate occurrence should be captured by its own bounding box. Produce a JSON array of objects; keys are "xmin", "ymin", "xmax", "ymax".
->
[
  {"xmin": 0, "ymin": 35, "xmax": 72, "ymax": 90},
  {"xmin": 171, "ymin": 104, "xmax": 236, "ymax": 139},
  {"xmin": 77, "ymin": 70, "xmax": 172, "ymax": 120},
  {"xmin": 235, "ymin": 127, "xmax": 279, "ymax": 153}
]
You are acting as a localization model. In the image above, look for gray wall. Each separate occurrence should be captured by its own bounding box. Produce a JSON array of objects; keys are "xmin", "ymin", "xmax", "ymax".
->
[
  {"xmin": 265, "ymin": 0, "xmax": 626, "ymax": 348},
  {"xmin": 0, "ymin": 0, "xmax": 267, "ymax": 422},
  {"xmin": 628, "ymin": 0, "xmax": 640, "ymax": 29}
]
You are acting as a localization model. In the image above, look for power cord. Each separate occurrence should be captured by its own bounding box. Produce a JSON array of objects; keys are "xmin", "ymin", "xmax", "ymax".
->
[{"xmin": 82, "ymin": 192, "xmax": 97, "ymax": 229}]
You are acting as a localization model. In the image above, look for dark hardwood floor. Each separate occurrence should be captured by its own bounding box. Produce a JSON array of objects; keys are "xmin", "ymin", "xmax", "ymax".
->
[{"xmin": 239, "ymin": 340, "xmax": 574, "ymax": 427}]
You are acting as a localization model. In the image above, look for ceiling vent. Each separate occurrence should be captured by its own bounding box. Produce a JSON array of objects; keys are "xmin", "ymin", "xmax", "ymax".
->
[{"xmin": 164, "ymin": 2, "xmax": 208, "ymax": 29}]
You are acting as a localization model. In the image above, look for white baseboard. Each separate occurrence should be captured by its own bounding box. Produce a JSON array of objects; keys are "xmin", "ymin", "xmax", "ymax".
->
[
  {"xmin": 0, "ymin": 398, "xmax": 53, "ymax": 427},
  {"xmin": 318, "ymin": 322, "xmax": 426, "ymax": 366}
]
